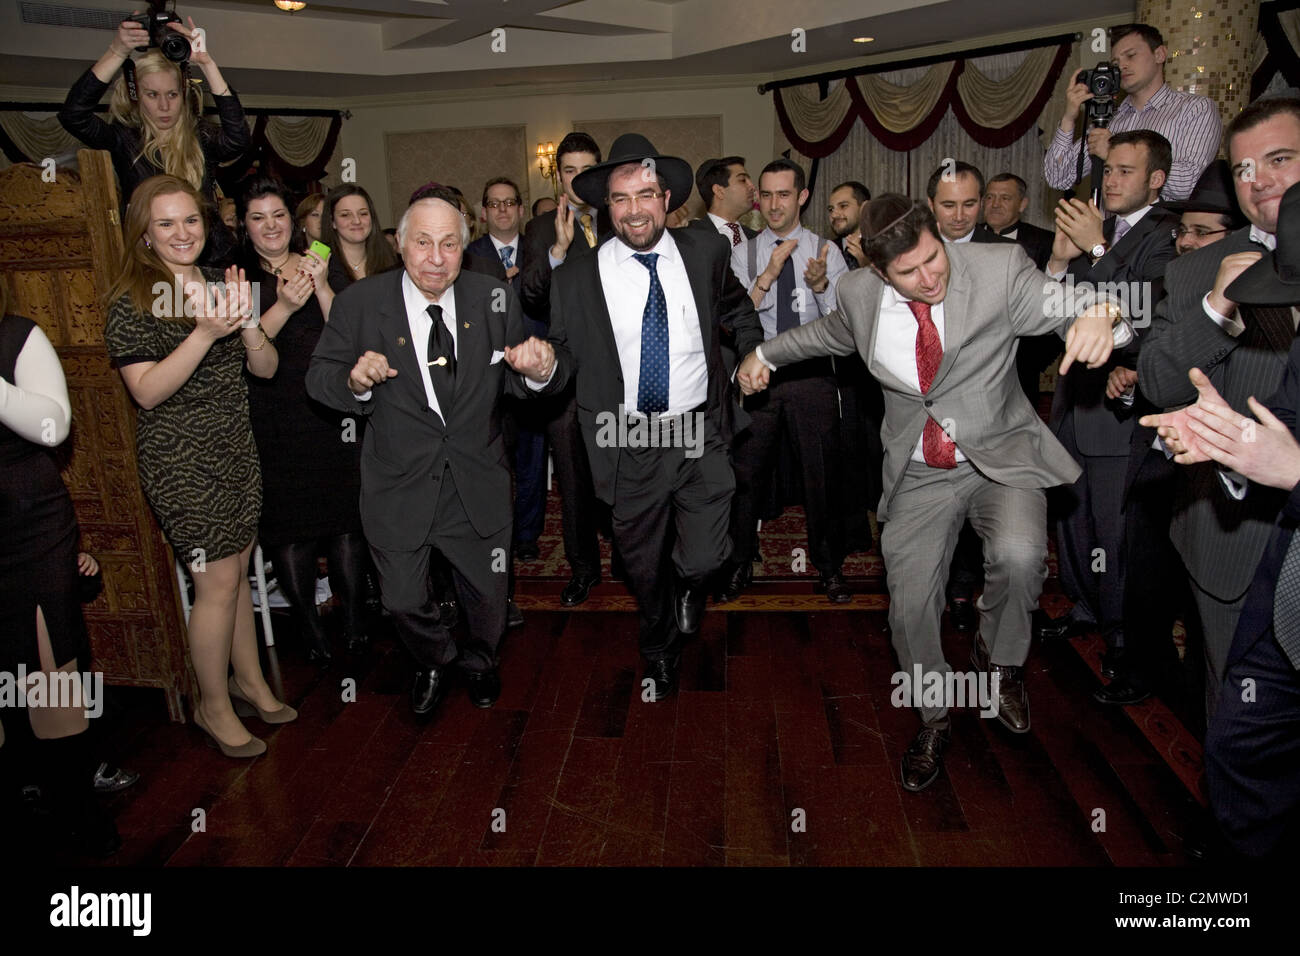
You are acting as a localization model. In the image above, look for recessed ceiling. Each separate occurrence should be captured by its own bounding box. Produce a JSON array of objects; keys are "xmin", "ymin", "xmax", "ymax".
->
[{"xmin": 0, "ymin": 0, "xmax": 1130, "ymax": 99}]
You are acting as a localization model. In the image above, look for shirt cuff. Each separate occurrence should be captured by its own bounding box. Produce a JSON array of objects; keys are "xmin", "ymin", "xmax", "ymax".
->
[
  {"xmin": 1112, "ymin": 320, "xmax": 1134, "ymax": 349},
  {"xmin": 1048, "ymin": 267, "xmax": 1068, "ymax": 281},
  {"xmin": 525, "ymin": 367, "xmax": 555, "ymax": 391},
  {"xmin": 754, "ymin": 344, "xmax": 778, "ymax": 372},
  {"xmin": 1218, "ymin": 468, "xmax": 1248, "ymax": 500},
  {"xmin": 548, "ymin": 251, "xmax": 563, "ymax": 269},
  {"xmin": 355, "ymin": 389, "xmax": 373, "ymax": 401},
  {"xmin": 1202, "ymin": 292, "xmax": 1245, "ymax": 338}
]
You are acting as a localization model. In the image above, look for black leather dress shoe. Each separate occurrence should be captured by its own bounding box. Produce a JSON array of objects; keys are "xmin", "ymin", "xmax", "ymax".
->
[
  {"xmin": 506, "ymin": 599, "xmax": 524, "ymax": 629},
  {"xmin": 560, "ymin": 573, "xmax": 600, "ymax": 607},
  {"xmin": 675, "ymin": 584, "xmax": 706, "ymax": 634},
  {"xmin": 1100, "ymin": 647, "xmax": 1126, "ymax": 680},
  {"xmin": 901, "ymin": 724, "xmax": 950, "ymax": 792},
  {"xmin": 948, "ymin": 597, "xmax": 977, "ymax": 632},
  {"xmin": 714, "ymin": 561, "xmax": 752, "ymax": 604},
  {"xmin": 817, "ymin": 571, "xmax": 852, "ymax": 604},
  {"xmin": 466, "ymin": 669, "xmax": 501, "ymax": 708},
  {"xmin": 643, "ymin": 656, "xmax": 680, "ymax": 702},
  {"xmin": 514, "ymin": 540, "xmax": 540, "ymax": 562},
  {"xmin": 1033, "ymin": 611, "xmax": 1086, "ymax": 642},
  {"xmin": 989, "ymin": 665, "xmax": 1030, "ymax": 733},
  {"xmin": 1093, "ymin": 672, "xmax": 1151, "ymax": 705},
  {"xmin": 410, "ymin": 668, "xmax": 447, "ymax": 720}
]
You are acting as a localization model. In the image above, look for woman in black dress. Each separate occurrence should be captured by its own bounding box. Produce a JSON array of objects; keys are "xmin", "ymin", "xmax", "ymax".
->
[
  {"xmin": 320, "ymin": 184, "xmax": 398, "ymax": 290},
  {"xmin": 104, "ymin": 175, "xmax": 293, "ymax": 759},
  {"xmin": 239, "ymin": 178, "xmax": 368, "ymax": 662},
  {"xmin": 0, "ymin": 278, "xmax": 119, "ymax": 854}
]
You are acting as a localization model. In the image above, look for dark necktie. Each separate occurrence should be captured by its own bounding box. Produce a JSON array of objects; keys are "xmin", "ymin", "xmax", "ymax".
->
[
  {"xmin": 905, "ymin": 300, "xmax": 956, "ymax": 469},
  {"xmin": 632, "ymin": 252, "xmax": 669, "ymax": 413},
  {"xmin": 499, "ymin": 245, "xmax": 514, "ymax": 269},
  {"xmin": 726, "ymin": 222, "xmax": 743, "ymax": 247},
  {"xmin": 775, "ymin": 254, "xmax": 799, "ymax": 333},
  {"xmin": 1274, "ymin": 535, "xmax": 1300, "ymax": 669},
  {"xmin": 425, "ymin": 303, "xmax": 456, "ymax": 416}
]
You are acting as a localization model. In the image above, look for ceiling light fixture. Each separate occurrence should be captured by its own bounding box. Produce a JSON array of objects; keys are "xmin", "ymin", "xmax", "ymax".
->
[{"xmin": 274, "ymin": 1, "xmax": 307, "ymax": 12}]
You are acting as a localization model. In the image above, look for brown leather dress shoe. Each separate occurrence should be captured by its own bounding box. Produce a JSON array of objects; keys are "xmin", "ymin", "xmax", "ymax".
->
[
  {"xmin": 901, "ymin": 724, "xmax": 950, "ymax": 792},
  {"xmin": 989, "ymin": 665, "xmax": 1030, "ymax": 733}
]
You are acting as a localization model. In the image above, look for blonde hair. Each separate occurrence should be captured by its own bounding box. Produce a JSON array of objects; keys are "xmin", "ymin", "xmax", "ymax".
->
[
  {"xmin": 108, "ymin": 53, "xmax": 206, "ymax": 193},
  {"xmin": 107, "ymin": 175, "xmax": 207, "ymax": 319}
]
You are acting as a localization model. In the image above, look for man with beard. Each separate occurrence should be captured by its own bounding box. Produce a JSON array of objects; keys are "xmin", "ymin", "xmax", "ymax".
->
[
  {"xmin": 542, "ymin": 134, "xmax": 764, "ymax": 699},
  {"xmin": 828, "ymin": 180, "xmax": 870, "ymax": 269}
]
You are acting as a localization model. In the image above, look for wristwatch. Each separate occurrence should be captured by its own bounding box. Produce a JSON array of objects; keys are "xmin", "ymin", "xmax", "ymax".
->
[{"xmin": 1089, "ymin": 241, "xmax": 1107, "ymax": 261}]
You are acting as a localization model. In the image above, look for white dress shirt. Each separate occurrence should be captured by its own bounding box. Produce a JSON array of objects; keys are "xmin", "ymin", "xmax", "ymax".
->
[
  {"xmin": 1202, "ymin": 226, "xmax": 1277, "ymax": 337},
  {"xmin": 489, "ymin": 233, "xmax": 520, "ymax": 267},
  {"xmin": 707, "ymin": 212, "xmax": 747, "ymax": 249},
  {"xmin": 731, "ymin": 224, "xmax": 848, "ymax": 340},
  {"xmin": 357, "ymin": 272, "xmax": 459, "ymax": 419},
  {"xmin": 873, "ymin": 283, "xmax": 969, "ymax": 464},
  {"xmin": 947, "ymin": 229, "xmax": 976, "ymax": 244},
  {"xmin": 599, "ymin": 230, "xmax": 707, "ymax": 417}
]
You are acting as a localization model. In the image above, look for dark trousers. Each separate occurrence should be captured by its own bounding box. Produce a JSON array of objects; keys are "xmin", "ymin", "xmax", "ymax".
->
[
  {"xmin": 504, "ymin": 314, "xmax": 549, "ymax": 545},
  {"xmin": 1120, "ymin": 444, "xmax": 1186, "ymax": 675},
  {"xmin": 1206, "ymin": 627, "xmax": 1300, "ymax": 857},
  {"xmin": 835, "ymin": 354, "xmax": 883, "ymax": 554},
  {"xmin": 369, "ymin": 467, "xmax": 510, "ymax": 674},
  {"xmin": 612, "ymin": 417, "xmax": 734, "ymax": 660},
  {"xmin": 1055, "ymin": 414, "xmax": 1128, "ymax": 645},
  {"xmin": 730, "ymin": 364, "xmax": 844, "ymax": 574},
  {"xmin": 543, "ymin": 386, "xmax": 602, "ymax": 579}
]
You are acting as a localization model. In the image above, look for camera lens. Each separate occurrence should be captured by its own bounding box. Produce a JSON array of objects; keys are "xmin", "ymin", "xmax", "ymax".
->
[{"xmin": 160, "ymin": 31, "xmax": 190, "ymax": 63}]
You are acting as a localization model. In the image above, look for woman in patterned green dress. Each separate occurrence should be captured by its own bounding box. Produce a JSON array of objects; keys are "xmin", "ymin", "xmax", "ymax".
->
[{"xmin": 105, "ymin": 175, "xmax": 295, "ymax": 758}]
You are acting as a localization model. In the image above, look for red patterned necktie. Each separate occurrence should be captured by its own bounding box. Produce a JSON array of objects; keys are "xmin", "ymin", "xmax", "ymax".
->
[
  {"xmin": 726, "ymin": 222, "xmax": 743, "ymax": 247},
  {"xmin": 905, "ymin": 299, "xmax": 956, "ymax": 468}
]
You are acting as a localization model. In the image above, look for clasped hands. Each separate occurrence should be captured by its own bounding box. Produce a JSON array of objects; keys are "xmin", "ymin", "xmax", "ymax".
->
[
  {"xmin": 347, "ymin": 336, "xmax": 556, "ymax": 395},
  {"xmin": 1140, "ymin": 368, "xmax": 1300, "ymax": 491}
]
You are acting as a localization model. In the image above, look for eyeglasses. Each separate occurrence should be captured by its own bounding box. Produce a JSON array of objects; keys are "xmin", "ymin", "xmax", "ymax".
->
[
  {"xmin": 607, "ymin": 190, "xmax": 665, "ymax": 211},
  {"xmin": 1171, "ymin": 225, "xmax": 1229, "ymax": 241},
  {"xmin": 484, "ymin": 199, "xmax": 520, "ymax": 209}
]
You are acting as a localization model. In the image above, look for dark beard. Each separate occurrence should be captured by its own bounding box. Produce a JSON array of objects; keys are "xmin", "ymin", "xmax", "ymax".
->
[{"xmin": 615, "ymin": 222, "xmax": 665, "ymax": 251}]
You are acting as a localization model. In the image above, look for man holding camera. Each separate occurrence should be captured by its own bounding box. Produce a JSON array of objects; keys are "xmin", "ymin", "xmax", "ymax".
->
[{"xmin": 1043, "ymin": 23, "xmax": 1220, "ymax": 202}]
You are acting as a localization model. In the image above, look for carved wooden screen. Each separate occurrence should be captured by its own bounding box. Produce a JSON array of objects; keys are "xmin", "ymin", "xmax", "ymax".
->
[{"xmin": 0, "ymin": 150, "xmax": 194, "ymax": 721}]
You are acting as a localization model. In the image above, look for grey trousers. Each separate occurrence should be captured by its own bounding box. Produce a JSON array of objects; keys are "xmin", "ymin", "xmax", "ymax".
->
[{"xmin": 880, "ymin": 460, "xmax": 1048, "ymax": 724}]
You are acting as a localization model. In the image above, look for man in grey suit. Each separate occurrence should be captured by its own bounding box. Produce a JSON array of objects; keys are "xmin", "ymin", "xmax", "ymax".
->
[
  {"xmin": 737, "ymin": 195, "xmax": 1126, "ymax": 792},
  {"xmin": 1137, "ymin": 95, "xmax": 1300, "ymax": 719}
]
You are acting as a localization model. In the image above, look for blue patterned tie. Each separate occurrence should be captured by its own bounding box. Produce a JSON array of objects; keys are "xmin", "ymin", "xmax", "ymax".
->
[
  {"xmin": 633, "ymin": 252, "xmax": 669, "ymax": 413},
  {"xmin": 499, "ymin": 245, "xmax": 513, "ymax": 269}
]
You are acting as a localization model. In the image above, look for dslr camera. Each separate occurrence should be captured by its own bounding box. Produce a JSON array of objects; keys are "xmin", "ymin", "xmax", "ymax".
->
[
  {"xmin": 1077, "ymin": 61, "xmax": 1119, "ymax": 128},
  {"xmin": 128, "ymin": 1, "xmax": 190, "ymax": 63}
]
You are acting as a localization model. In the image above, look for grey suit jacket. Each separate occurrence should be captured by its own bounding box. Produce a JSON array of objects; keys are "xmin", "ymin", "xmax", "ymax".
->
[
  {"xmin": 760, "ymin": 242, "xmax": 1082, "ymax": 521},
  {"xmin": 1137, "ymin": 227, "xmax": 1293, "ymax": 601}
]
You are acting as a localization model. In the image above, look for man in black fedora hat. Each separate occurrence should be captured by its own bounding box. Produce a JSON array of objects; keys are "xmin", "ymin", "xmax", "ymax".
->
[
  {"xmin": 1165, "ymin": 160, "xmax": 1248, "ymax": 256},
  {"xmin": 1142, "ymin": 179, "xmax": 1300, "ymax": 857},
  {"xmin": 541, "ymin": 133, "xmax": 765, "ymax": 698}
]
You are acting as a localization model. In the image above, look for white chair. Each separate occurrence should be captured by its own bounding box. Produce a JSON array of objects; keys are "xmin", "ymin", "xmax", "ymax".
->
[{"xmin": 174, "ymin": 544, "xmax": 276, "ymax": 648}]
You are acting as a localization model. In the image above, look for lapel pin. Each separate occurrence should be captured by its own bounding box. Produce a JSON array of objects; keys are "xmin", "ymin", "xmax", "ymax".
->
[
  {"xmin": 397, "ymin": 336, "xmax": 407, "ymax": 346},
  {"xmin": 464, "ymin": 322, "xmax": 470, "ymax": 329}
]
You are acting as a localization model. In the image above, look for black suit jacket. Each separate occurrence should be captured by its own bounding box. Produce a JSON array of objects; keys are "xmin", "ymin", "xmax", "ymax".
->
[
  {"xmin": 520, "ymin": 207, "xmax": 611, "ymax": 323},
  {"xmin": 1049, "ymin": 205, "xmax": 1179, "ymax": 456},
  {"xmin": 1228, "ymin": 334, "xmax": 1300, "ymax": 668},
  {"xmin": 1138, "ymin": 227, "xmax": 1293, "ymax": 600},
  {"xmin": 978, "ymin": 221, "xmax": 1054, "ymax": 269},
  {"xmin": 305, "ymin": 268, "xmax": 560, "ymax": 550},
  {"xmin": 466, "ymin": 234, "xmax": 524, "ymax": 293},
  {"xmin": 545, "ymin": 227, "xmax": 765, "ymax": 504}
]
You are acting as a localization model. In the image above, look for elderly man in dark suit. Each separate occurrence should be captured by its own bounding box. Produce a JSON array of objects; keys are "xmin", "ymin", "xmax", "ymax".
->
[
  {"xmin": 737, "ymin": 195, "xmax": 1127, "ymax": 791},
  {"xmin": 1137, "ymin": 95, "xmax": 1300, "ymax": 719},
  {"xmin": 543, "ymin": 133, "xmax": 765, "ymax": 699},
  {"xmin": 1144, "ymin": 180, "xmax": 1300, "ymax": 856},
  {"xmin": 306, "ymin": 197, "xmax": 558, "ymax": 720},
  {"xmin": 1036, "ymin": 130, "xmax": 1179, "ymax": 683}
]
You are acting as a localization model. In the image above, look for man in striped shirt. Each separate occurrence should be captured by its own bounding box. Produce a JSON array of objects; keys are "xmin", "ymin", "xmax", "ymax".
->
[{"xmin": 1043, "ymin": 23, "xmax": 1221, "ymax": 202}]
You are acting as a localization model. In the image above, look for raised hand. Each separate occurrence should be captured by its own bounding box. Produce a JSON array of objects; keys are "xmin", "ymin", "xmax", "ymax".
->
[
  {"xmin": 1054, "ymin": 197, "xmax": 1105, "ymax": 258},
  {"xmin": 168, "ymin": 16, "xmax": 212, "ymax": 67},
  {"xmin": 844, "ymin": 230, "xmax": 864, "ymax": 268},
  {"xmin": 1139, "ymin": 368, "xmax": 1227, "ymax": 463},
  {"xmin": 552, "ymin": 195, "xmax": 576, "ymax": 259},
  {"xmin": 1207, "ymin": 251, "xmax": 1264, "ymax": 320},
  {"xmin": 803, "ymin": 242, "xmax": 830, "ymax": 293},
  {"xmin": 111, "ymin": 14, "xmax": 151, "ymax": 56},
  {"xmin": 504, "ymin": 336, "xmax": 555, "ymax": 383},
  {"xmin": 299, "ymin": 249, "xmax": 328, "ymax": 287},
  {"xmin": 348, "ymin": 351, "xmax": 397, "ymax": 394},
  {"xmin": 276, "ymin": 269, "xmax": 313, "ymax": 310}
]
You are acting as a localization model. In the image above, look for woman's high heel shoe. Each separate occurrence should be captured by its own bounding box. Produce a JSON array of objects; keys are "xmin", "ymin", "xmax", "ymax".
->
[
  {"xmin": 227, "ymin": 675, "xmax": 298, "ymax": 725},
  {"xmin": 193, "ymin": 707, "xmax": 266, "ymax": 759}
]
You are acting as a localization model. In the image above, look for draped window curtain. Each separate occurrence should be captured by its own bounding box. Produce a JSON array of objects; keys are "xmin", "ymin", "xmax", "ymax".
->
[
  {"xmin": 773, "ymin": 42, "xmax": 1075, "ymax": 238},
  {"xmin": 0, "ymin": 108, "xmax": 343, "ymax": 197}
]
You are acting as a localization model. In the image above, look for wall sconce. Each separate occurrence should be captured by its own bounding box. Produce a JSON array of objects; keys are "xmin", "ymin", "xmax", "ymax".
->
[
  {"xmin": 274, "ymin": 1, "xmax": 307, "ymax": 12},
  {"xmin": 536, "ymin": 141, "xmax": 558, "ymax": 196}
]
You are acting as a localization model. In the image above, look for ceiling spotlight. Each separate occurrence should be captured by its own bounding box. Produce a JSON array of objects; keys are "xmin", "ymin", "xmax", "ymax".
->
[
  {"xmin": 274, "ymin": 1, "xmax": 307, "ymax": 12},
  {"xmin": 853, "ymin": 37, "xmax": 874, "ymax": 43}
]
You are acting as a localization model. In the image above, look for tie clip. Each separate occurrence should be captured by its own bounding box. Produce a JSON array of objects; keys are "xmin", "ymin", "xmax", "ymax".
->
[{"xmin": 427, "ymin": 356, "xmax": 448, "ymax": 367}]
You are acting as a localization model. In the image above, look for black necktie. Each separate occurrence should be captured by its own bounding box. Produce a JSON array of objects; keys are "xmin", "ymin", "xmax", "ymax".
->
[
  {"xmin": 425, "ymin": 303, "xmax": 456, "ymax": 416},
  {"xmin": 775, "ymin": 254, "xmax": 798, "ymax": 333}
]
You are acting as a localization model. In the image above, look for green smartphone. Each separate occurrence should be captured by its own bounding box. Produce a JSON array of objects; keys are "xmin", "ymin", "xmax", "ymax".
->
[{"xmin": 309, "ymin": 240, "xmax": 331, "ymax": 260}]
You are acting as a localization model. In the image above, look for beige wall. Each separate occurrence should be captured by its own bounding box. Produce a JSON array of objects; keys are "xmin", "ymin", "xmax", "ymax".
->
[{"xmin": 336, "ymin": 82, "xmax": 775, "ymax": 229}]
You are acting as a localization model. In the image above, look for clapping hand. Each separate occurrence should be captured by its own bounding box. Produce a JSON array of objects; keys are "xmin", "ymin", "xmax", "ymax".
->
[
  {"xmin": 803, "ymin": 242, "xmax": 831, "ymax": 293},
  {"xmin": 276, "ymin": 269, "xmax": 313, "ymax": 310}
]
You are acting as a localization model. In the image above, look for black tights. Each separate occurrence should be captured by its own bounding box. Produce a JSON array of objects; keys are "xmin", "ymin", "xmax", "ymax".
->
[{"xmin": 265, "ymin": 532, "xmax": 369, "ymax": 650}]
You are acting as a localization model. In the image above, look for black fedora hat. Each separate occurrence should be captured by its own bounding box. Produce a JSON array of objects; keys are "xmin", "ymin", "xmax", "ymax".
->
[
  {"xmin": 1163, "ymin": 159, "xmax": 1243, "ymax": 220},
  {"xmin": 571, "ymin": 133, "xmax": 693, "ymax": 213},
  {"xmin": 1225, "ymin": 179, "xmax": 1300, "ymax": 305}
]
